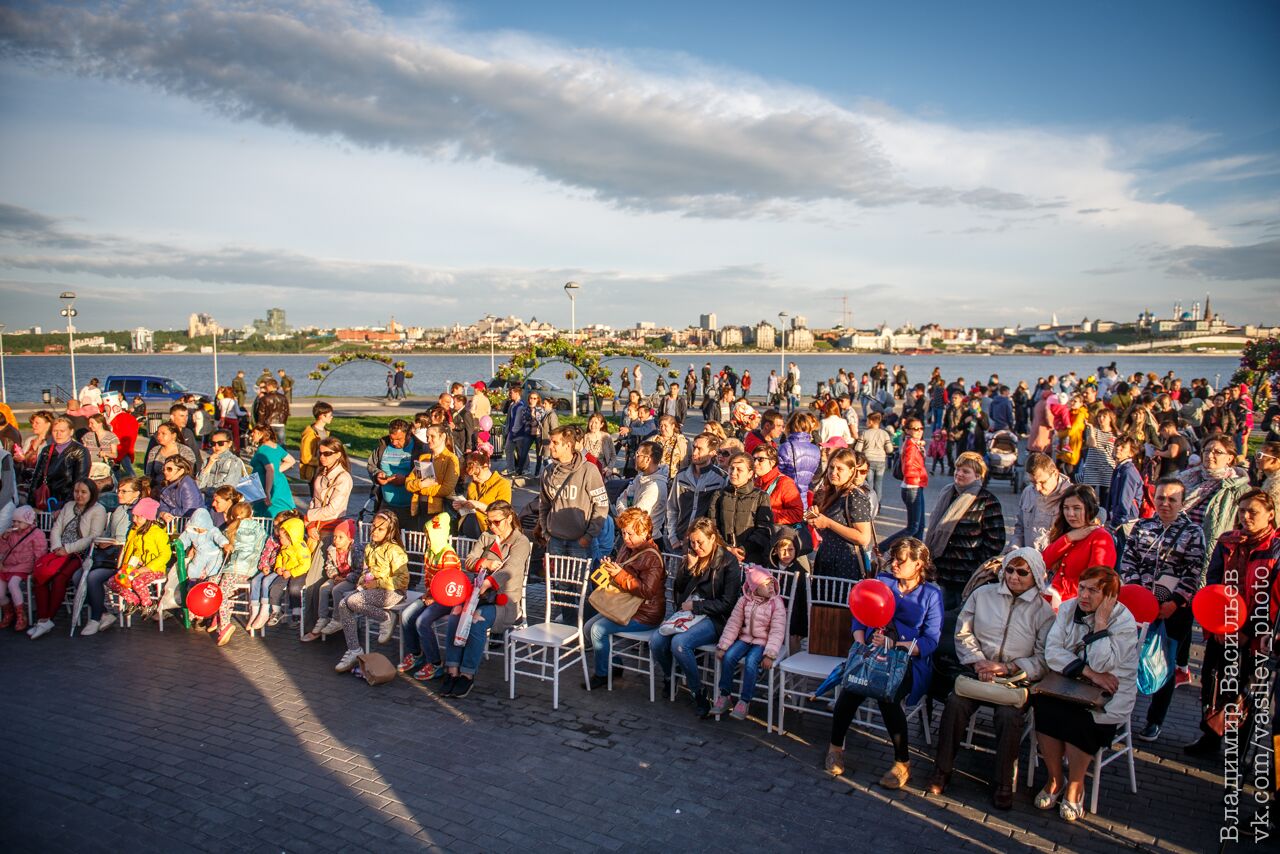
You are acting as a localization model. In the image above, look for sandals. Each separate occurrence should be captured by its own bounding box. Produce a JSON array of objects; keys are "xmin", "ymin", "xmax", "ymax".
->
[
  {"xmin": 1034, "ymin": 782, "xmax": 1063, "ymax": 810},
  {"xmin": 1059, "ymin": 798, "xmax": 1086, "ymax": 822}
]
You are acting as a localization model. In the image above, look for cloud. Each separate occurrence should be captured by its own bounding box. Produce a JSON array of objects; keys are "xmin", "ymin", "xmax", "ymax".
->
[
  {"xmin": 1156, "ymin": 238, "xmax": 1280, "ymax": 280},
  {"xmin": 0, "ymin": 0, "xmax": 1088, "ymax": 219}
]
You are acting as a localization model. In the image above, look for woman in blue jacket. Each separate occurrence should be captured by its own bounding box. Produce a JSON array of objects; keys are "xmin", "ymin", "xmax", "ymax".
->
[
  {"xmin": 778, "ymin": 411, "xmax": 821, "ymax": 504},
  {"xmin": 825, "ymin": 536, "xmax": 943, "ymax": 790}
]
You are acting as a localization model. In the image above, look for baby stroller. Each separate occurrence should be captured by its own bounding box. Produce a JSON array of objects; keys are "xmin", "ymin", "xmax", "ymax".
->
[
  {"xmin": 985, "ymin": 430, "xmax": 1022, "ymax": 493},
  {"xmin": 926, "ymin": 429, "xmax": 948, "ymax": 474}
]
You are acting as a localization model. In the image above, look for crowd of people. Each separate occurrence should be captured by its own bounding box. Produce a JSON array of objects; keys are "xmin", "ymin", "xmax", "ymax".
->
[{"xmin": 2, "ymin": 358, "xmax": 1278, "ymax": 825}]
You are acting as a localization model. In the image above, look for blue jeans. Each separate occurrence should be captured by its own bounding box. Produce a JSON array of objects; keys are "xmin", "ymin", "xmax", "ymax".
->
[
  {"xmin": 718, "ymin": 639, "xmax": 766, "ymax": 702},
  {"xmin": 930, "ymin": 405, "xmax": 945, "ymax": 435},
  {"xmin": 407, "ymin": 601, "xmax": 453, "ymax": 662},
  {"xmin": 649, "ymin": 617, "xmax": 719, "ymax": 694},
  {"xmin": 506, "ymin": 436, "xmax": 532, "ymax": 476},
  {"xmin": 883, "ymin": 486, "xmax": 926, "ymax": 549},
  {"xmin": 444, "ymin": 604, "xmax": 495, "ymax": 676},
  {"xmin": 588, "ymin": 615, "xmax": 657, "ymax": 677},
  {"xmin": 249, "ymin": 573, "xmax": 279, "ymax": 604},
  {"xmin": 866, "ymin": 461, "xmax": 887, "ymax": 505},
  {"xmin": 84, "ymin": 566, "xmax": 117, "ymax": 620},
  {"xmin": 548, "ymin": 536, "xmax": 589, "ymax": 559}
]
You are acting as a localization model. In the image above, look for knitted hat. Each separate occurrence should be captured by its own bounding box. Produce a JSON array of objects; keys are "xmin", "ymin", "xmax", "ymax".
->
[
  {"xmin": 12, "ymin": 505, "xmax": 36, "ymax": 526},
  {"xmin": 133, "ymin": 497, "xmax": 160, "ymax": 520}
]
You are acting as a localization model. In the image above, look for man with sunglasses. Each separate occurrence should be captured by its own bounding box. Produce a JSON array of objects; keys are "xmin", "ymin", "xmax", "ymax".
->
[{"xmin": 196, "ymin": 430, "xmax": 249, "ymax": 500}]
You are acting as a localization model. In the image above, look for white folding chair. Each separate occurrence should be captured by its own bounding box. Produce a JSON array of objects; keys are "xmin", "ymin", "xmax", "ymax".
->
[
  {"xmin": 507, "ymin": 554, "xmax": 591, "ymax": 709},
  {"xmin": 1026, "ymin": 622, "xmax": 1148, "ymax": 813},
  {"xmin": 953, "ymin": 703, "xmax": 1036, "ymax": 792},
  {"xmin": 776, "ymin": 575, "xmax": 856, "ymax": 735},
  {"xmin": 605, "ymin": 554, "xmax": 681, "ymax": 701},
  {"xmin": 110, "ymin": 577, "xmax": 167, "ymax": 632},
  {"xmin": 854, "ymin": 694, "xmax": 934, "ymax": 746},
  {"xmin": 710, "ymin": 567, "xmax": 798, "ymax": 731}
]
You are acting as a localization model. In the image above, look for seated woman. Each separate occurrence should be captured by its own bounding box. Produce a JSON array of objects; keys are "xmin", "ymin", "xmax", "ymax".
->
[
  {"xmin": 335, "ymin": 510, "xmax": 409, "ymax": 673},
  {"xmin": 29, "ymin": 478, "xmax": 107, "ymax": 639},
  {"xmin": 1041, "ymin": 484, "xmax": 1115, "ymax": 604},
  {"xmin": 649, "ymin": 517, "xmax": 742, "ymax": 718},
  {"xmin": 0, "ymin": 506, "xmax": 47, "ymax": 632},
  {"xmin": 584, "ymin": 507, "xmax": 666, "ymax": 690},
  {"xmin": 105, "ymin": 498, "xmax": 173, "ymax": 615},
  {"xmin": 142, "ymin": 422, "xmax": 196, "ymax": 494},
  {"xmin": 304, "ymin": 437, "xmax": 352, "ymax": 551},
  {"xmin": 156, "ymin": 455, "xmax": 203, "ymax": 523},
  {"xmin": 924, "ymin": 451, "xmax": 1006, "ymax": 611},
  {"xmin": 928, "ymin": 548, "xmax": 1056, "ymax": 809},
  {"xmin": 208, "ymin": 485, "xmax": 242, "ymax": 529},
  {"xmin": 824, "ymin": 537, "xmax": 943, "ymax": 790},
  {"xmin": 453, "ymin": 450, "xmax": 511, "ymax": 538},
  {"xmin": 1033, "ymin": 565, "xmax": 1139, "ymax": 821},
  {"xmin": 75, "ymin": 476, "xmax": 148, "ymax": 636},
  {"xmin": 439, "ymin": 500, "xmax": 532, "ymax": 698},
  {"xmin": 212, "ymin": 501, "xmax": 268, "ymax": 646}
]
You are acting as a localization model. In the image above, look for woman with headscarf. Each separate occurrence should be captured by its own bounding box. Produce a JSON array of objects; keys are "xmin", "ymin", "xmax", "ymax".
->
[{"xmin": 924, "ymin": 452, "xmax": 1006, "ymax": 611}]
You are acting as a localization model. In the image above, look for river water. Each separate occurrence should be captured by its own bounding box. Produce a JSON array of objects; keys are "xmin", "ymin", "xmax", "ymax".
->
[{"xmin": 0, "ymin": 351, "xmax": 1243, "ymax": 403}]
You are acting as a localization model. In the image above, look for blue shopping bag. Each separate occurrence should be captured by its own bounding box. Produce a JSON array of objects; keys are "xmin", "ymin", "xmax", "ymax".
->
[
  {"xmin": 1137, "ymin": 622, "xmax": 1171, "ymax": 695},
  {"xmin": 841, "ymin": 639, "xmax": 913, "ymax": 703}
]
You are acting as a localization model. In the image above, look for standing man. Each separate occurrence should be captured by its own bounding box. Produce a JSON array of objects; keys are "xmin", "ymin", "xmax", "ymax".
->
[
  {"xmin": 231, "ymin": 370, "xmax": 248, "ymax": 410},
  {"xmin": 701, "ymin": 362, "xmax": 713, "ymax": 400},
  {"xmin": 538, "ymin": 425, "xmax": 609, "ymax": 558},
  {"xmin": 665, "ymin": 432, "xmax": 727, "ymax": 550},
  {"xmin": 1009, "ymin": 453, "xmax": 1071, "ymax": 551},
  {"xmin": 1119, "ymin": 477, "xmax": 1205, "ymax": 743},
  {"xmin": 253, "ymin": 379, "xmax": 291, "ymax": 448},
  {"xmin": 503, "ymin": 384, "xmax": 533, "ymax": 480},
  {"xmin": 278, "ymin": 368, "xmax": 295, "ymax": 402},
  {"xmin": 684, "ymin": 367, "xmax": 698, "ymax": 405},
  {"xmin": 256, "ymin": 367, "xmax": 273, "ymax": 393},
  {"xmin": 168, "ymin": 402, "xmax": 204, "ymax": 467},
  {"xmin": 660, "ymin": 382, "xmax": 687, "ymax": 425},
  {"xmin": 989, "ymin": 386, "xmax": 1014, "ymax": 433},
  {"xmin": 367, "ymin": 419, "xmax": 423, "ymax": 533},
  {"xmin": 393, "ymin": 366, "xmax": 407, "ymax": 400},
  {"xmin": 767, "ymin": 370, "xmax": 780, "ymax": 408}
]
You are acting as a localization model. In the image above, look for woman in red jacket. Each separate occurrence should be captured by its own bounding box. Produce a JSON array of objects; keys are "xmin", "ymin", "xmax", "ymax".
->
[
  {"xmin": 883, "ymin": 417, "xmax": 929, "ymax": 549},
  {"xmin": 1041, "ymin": 484, "xmax": 1116, "ymax": 604}
]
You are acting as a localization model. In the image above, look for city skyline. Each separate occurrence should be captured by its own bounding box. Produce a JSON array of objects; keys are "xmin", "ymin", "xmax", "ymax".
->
[{"xmin": 1, "ymin": 1, "xmax": 1277, "ymax": 330}]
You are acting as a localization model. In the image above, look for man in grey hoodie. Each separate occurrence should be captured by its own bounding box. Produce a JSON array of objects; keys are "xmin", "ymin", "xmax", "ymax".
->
[
  {"xmin": 538, "ymin": 425, "xmax": 609, "ymax": 559},
  {"xmin": 1008, "ymin": 453, "xmax": 1071, "ymax": 552}
]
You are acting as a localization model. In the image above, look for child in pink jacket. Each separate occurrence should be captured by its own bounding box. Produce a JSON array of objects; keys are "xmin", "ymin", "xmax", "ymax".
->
[
  {"xmin": 0, "ymin": 506, "xmax": 48, "ymax": 632},
  {"xmin": 711, "ymin": 566, "xmax": 787, "ymax": 720}
]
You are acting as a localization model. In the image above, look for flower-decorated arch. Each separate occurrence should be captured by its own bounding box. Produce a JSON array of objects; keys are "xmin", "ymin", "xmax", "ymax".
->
[
  {"xmin": 495, "ymin": 336, "xmax": 671, "ymax": 410},
  {"xmin": 309, "ymin": 351, "xmax": 413, "ymax": 396}
]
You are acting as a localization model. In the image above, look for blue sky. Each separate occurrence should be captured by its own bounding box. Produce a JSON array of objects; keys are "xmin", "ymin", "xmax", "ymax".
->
[{"xmin": 0, "ymin": 0, "xmax": 1276, "ymax": 332}]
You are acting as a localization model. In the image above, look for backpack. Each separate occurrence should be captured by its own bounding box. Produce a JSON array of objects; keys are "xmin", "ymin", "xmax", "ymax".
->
[{"xmin": 891, "ymin": 448, "xmax": 904, "ymax": 481}]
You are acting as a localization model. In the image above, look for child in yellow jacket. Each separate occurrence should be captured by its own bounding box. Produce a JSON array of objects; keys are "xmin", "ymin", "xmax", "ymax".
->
[
  {"xmin": 106, "ymin": 498, "xmax": 173, "ymax": 613},
  {"xmin": 263, "ymin": 516, "xmax": 311, "ymax": 628}
]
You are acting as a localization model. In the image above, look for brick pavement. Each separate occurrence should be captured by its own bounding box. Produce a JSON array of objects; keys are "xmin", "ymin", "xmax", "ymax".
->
[{"xmin": 2, "ymin": 611, "xmax": 1223, "ymax": 853}]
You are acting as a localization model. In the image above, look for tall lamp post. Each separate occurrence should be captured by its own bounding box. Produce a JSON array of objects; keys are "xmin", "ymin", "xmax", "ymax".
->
[
  {"xmin": 564, "ymin": 281, "xmax": 580, "ymax": 415},
  {"xmin": 488, "ymin": 318, "xmax": 496, "ymax": 378},
  {"xmin": 0, "ymin": 323, "xmax": 7, "ymax": 404},
  {"xmin": 59, "ymin": 291, "xmax": 78, "ymax": 396},
  {"xmin": 212, "ymin": 322, "xmax": 220, "ymax": 395},
  {"xmin": 778, "ymin": 311, "xmax": 789, "ymax": 380}
]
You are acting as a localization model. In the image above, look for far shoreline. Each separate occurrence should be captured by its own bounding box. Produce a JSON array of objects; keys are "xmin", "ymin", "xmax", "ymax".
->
[{"xmin": 3, "ymin": 348, "xmax": 1245, "ymax": 359}]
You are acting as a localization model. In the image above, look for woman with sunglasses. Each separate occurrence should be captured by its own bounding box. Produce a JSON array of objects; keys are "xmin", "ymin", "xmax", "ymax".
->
[
  {"xmin": 143, "ymin": 421, "xmax": 196, "ymax": 495},
  {"xmin": 156, "ymin": 455, "xmax": 202, "ymax": 524},
  {"xmin": 1180, "ymin": 434, "xmax": 1251, "ymax": 571},
  {"xmin": 197, "ymin": 429, "xmax": 249, "ymax": 502},
  {"xmin": 305, "ymin": 437, "xmax": 353, "ymax": 550},
  {"xmin": 928, "ymin": 548, "xmax": 1054, "ymax": 809},
  {"xmin": 1254, "ymin": 441, "xmax": 1280, "ymax": 519}
]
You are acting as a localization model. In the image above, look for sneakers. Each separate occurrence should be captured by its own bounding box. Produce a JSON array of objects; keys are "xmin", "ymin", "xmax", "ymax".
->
[
  {"xmin": 310, "ymin": 618, "xmax": 331, "ymax": 635},
  {"xmin": 440, "ymin": 673, "xmax": 457, "ymax": 695},
  {"xmin": 335, "ymin": 650, "xmax": 360, "ymax": 673},
  {"xmin": 319, "ymin": 619, "xmax": 343, "ymax": 636},
  {"xmin": 217, "ymin": 624, "xmax": 237, "ymax": 647},
  {"xmin": 450, "ymin": 676, "xmax": 474, "ymax": 698},
  {"xmin": 1174, "ymin": 666, "xmax": 1192, "ymax": 687},
  {"xmin": 709, "ymin": 695, "xmax": 733, "ymax": 716},
  {"xmin": 249, "ymin": 607, "xmax": 271, "ymax": 631},
  {"xmin": 1184, "ymin": 734, "xmax": 1222, "ymax": 757},
  {"xmin": 98, "ymin": 613, "xmax": 117, "ymax": 632},
  {"xmin": 584, "ymin": 674, "xmax": 608, "ymax": 691},
  {"xmin": 1136, "ymin": 723, "xmax": 1162, "ymax": 742},
  {"xmin": 413, "ymin": 663, "xmax": 440, "ymax": 682},
  {"xmin": 28, "ymin": 619, "xmax": 55, "ymax": 640},
  {"xmin": 398, "ymin": 654, "xmax": 423, "ymax": 674},
  {"xmin": 730, "ymin": 701, "xmax": 749, "ymax": 721},
  {"xmin": 694, "ymin": 690, "xmax": 712, "ymax": 718},
  {"xmin": 266, "ymin": 608, "xmax": 283, "ymax": 627},
  {"xmin": 80, "ymin": 619, "xmax": 101, "ymax": 637},
  {"xmin": 823, "ymin": 746, "xmax": 845, "ymax": 776},
  {"xmin": 879, "ymin": 761, "xmax": 910, "ymax": 790},
  {"xmin": 376, "ymin": 614, "xmax": 396, "ymax": 645}
]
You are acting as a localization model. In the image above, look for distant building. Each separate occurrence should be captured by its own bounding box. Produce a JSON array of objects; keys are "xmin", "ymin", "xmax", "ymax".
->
[
  {"xmin": 754, "ymin": 321, "xmax": 777, "ymax": 349},
  {"xmin": 699, "ymin": 313, "xmax": 718, "ymax": 331},
  {"xmin": 253, "ymin": 308, "xmax": 287, "ymax": 336},
  {"xmin": 336, "ymin": 328, "xmax": 401, "ymax": 343},
  {"xmin": 187, "ymin": 312, "xmax": 219, "ymax": 337},
  {"xmin": 130, "ymin": 327, "xmax": 154, "ymax": 352},
  {"xmin": 718, "ymin": 326, "xmax": 743, "ymax": 348},
  {"xmin": 790, "ymin": 315, "xmax": 807, "ymax": 330},
  {"xmin": 788, "ymin": 327, "xmax": 815, "ymax": 350}
]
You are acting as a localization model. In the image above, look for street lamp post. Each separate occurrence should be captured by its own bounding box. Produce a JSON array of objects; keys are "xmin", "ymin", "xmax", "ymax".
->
[
  {"xmin": 212, "ymin": 323, "xmax": 220, "ymax": 395},
  {"xmin": 59, "ymin": 292, "xmax": 78, "ymax": 396},
  {"xmin": 489, "ymin": 318, "xmax": 496, "ymax": 378},
  {"xmin": 778, "ymin": 311, "xmax": 789, "ymax": 379},
  {"xmin": 564, "ymin": 281, "xmax": 580, "ymax": 415},
  {"xmin": 0, "ymin": 323, "xmax": 6, "ymax": 404}
]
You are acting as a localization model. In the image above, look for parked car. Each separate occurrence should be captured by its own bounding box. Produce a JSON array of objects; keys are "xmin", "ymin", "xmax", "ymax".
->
[
  {"xmin": 104, "ymin": 375, "xmax": 210, "ymax": 413},
  {"xmin": 486, "ymin": 376, "xmax": 574, "ymax": 411}
]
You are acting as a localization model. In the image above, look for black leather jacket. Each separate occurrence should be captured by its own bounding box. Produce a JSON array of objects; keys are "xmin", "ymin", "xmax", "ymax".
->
[{"xmin": 31, "ymin": 441, "xmax": 90, "ymax": 506}]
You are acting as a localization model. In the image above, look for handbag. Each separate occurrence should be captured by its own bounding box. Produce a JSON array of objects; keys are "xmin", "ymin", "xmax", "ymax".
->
[
  {"xmin": 658, "ymin": 610, "xmax": 707, "ymax": 636},
  {"xmin": 31, "ymin": 445, "xmax": 55, "ymax": 511},
  {"xmin": 954, "ymin": 669, "xmax": 1030, "ymax": 707},
  {"xmin": 588, "ymin": 551, "xmax": 651, "ymax": 625},
  {"xmin": 1137, "ymin": 621, "xmax": 1171, "ymax": 695},
  {"xmin": 841, "ymin": 639, "xmax": 914, "ymax": 703},
  {"xmin": 1031, "ymin": 670, "xmax": 1111, "ymax": 711},
  {"xmin": 236, "ymin": 471, "xmax": 267, "ymax": 503},
  {"xmin": 355, "ymin": 652, "xmax": 397, "ymax": 686}
]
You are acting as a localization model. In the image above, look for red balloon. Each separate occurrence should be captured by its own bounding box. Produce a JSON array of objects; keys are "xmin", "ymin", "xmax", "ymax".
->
[
  {"xmin": 1118, "ymin": 584, "xmax": 1160, "ymax": 625},
  {"xmin": 1192, "ymin": 584, "xmax": 1247, "ymax": 634},
  {"xmin": 848, "ymin": 578, "xmax": 896, "ymax": 629},
  {"xmin": 430, "ymin": 568, "xmax": 473, "ymax": 607},
  {"xmin": 186, "ymin": 581, "xmax": 223, "ymax": 619}
]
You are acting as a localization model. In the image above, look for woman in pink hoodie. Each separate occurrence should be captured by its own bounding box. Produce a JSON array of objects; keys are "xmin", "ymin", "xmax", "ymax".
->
[{"xmin": 711, "ymin": 566, "xmax": 787, "ymax": 720}]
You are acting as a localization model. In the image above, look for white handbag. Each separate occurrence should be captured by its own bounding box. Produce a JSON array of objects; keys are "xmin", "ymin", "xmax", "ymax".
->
[{"xmin": 658, "ymin": 610, "xmax": 707, "ymax": 636}]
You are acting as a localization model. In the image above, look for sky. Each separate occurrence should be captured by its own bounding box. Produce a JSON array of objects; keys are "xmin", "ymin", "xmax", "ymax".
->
[{"xmin": 0, "ymin": 0, "xmax": 1277, "ymax": 333}]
